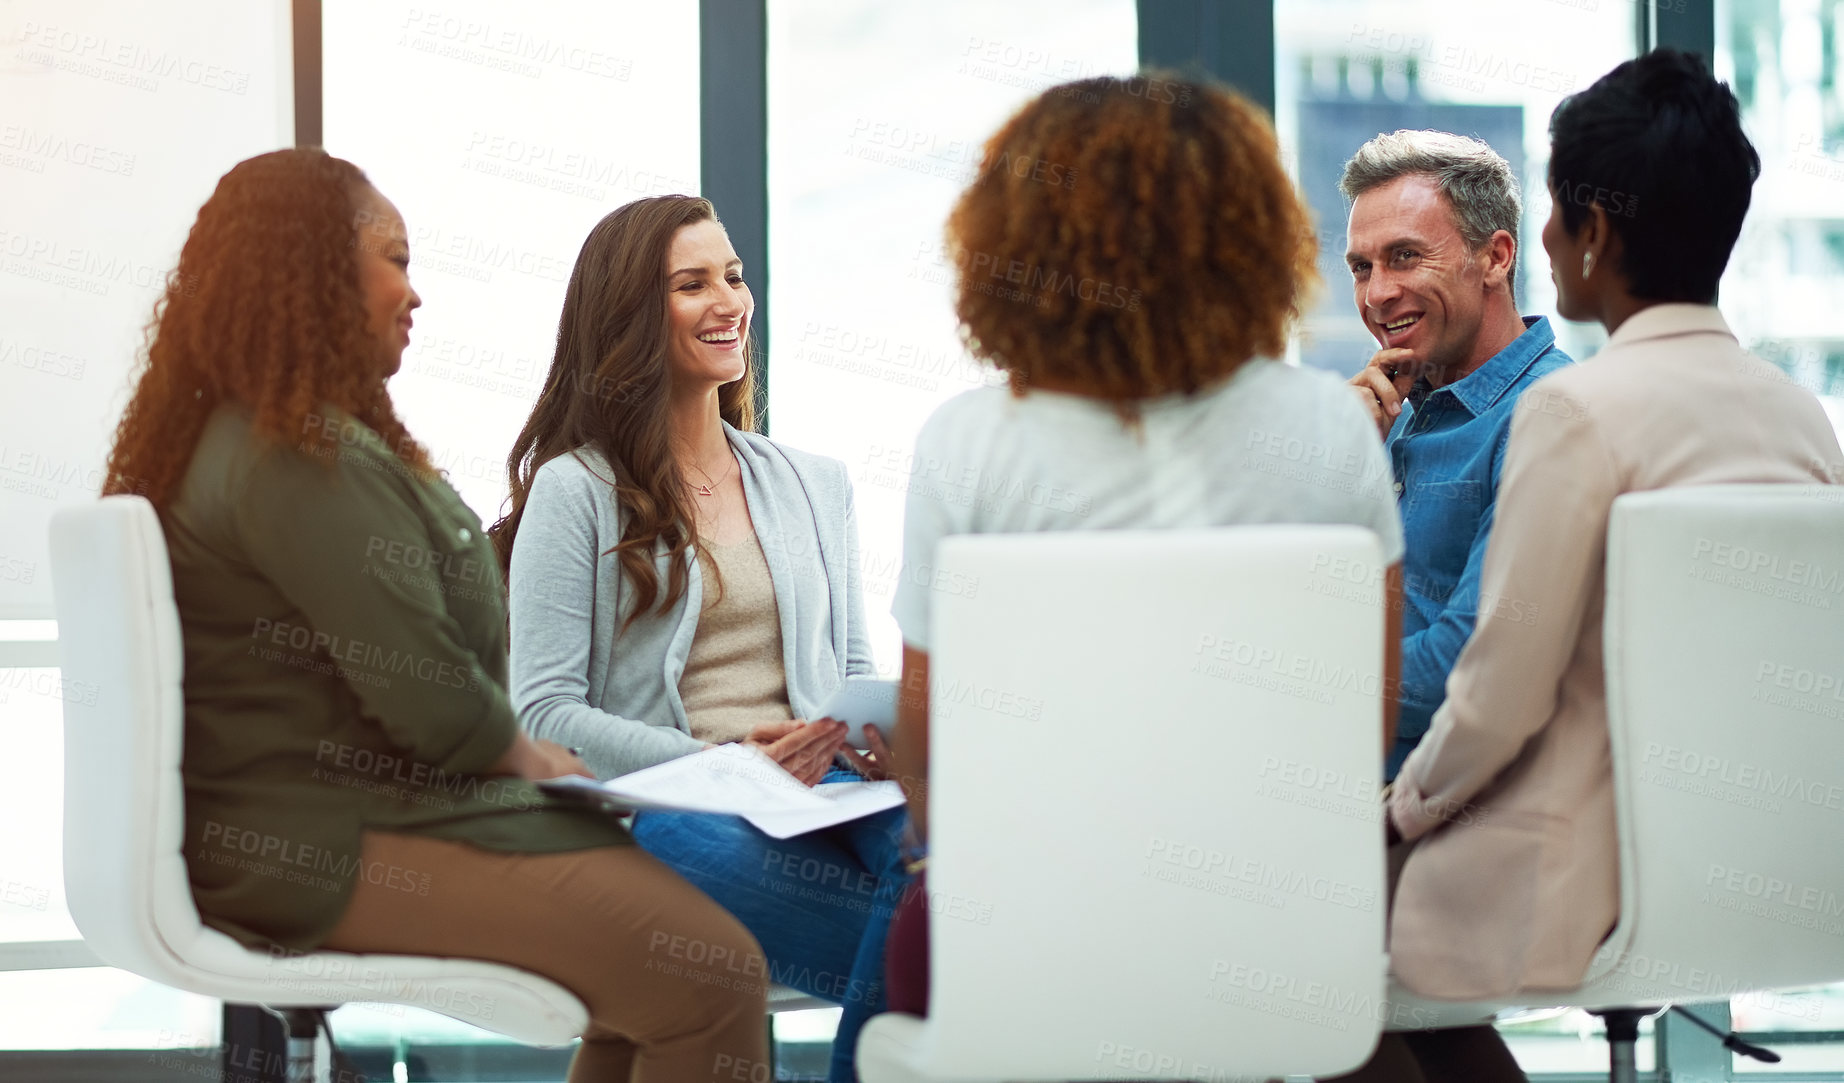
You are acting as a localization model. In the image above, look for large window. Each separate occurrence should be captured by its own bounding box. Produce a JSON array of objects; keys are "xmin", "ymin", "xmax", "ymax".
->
[
  {"xmin": 0, "ymin": 0, "xmax": 290, "ymax": 619},
  {"xmin": 0, "ymin": 0, "xmax": 287, "ymax": 1059},
  {"xmin": 322, "ymin": 0, "xmax": 702, "ymax": 526},
  {"xmin": 1275, "ymin": 0, "xmax": 1638, "ymax": 379},
  {"xmin": 1719, "ymin": 0, "xmax": 1844, "ymax": 443},
  {"xmin": 1716, "ymin": 0, "xmax": 1844, "ymax": 1069},
  {"xmin": 766, "ymin": 0, "xmax": 1140, "ymax": 672}
]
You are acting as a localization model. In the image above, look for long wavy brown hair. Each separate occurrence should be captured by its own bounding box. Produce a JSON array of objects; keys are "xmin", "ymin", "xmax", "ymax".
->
[
  {"xmin": 947, "ymin": 71, "xmax": 1319, "ymax": 402},
  {"xmin": 103, "ymin": 148, "xmax": 430, "ymax": 505},
  {"xmin": 489, "ymin": 195, "xmax": 758, "ymax": 628}
]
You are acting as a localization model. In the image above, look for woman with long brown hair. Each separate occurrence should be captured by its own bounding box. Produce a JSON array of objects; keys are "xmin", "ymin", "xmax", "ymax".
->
[
  {"xmin": 109, "ymin": 147, "xmax": 769, "ymax": 1081},
  {"xmin": 494, "ymin": 195, "xmax": 903, "ymax": 1083}
]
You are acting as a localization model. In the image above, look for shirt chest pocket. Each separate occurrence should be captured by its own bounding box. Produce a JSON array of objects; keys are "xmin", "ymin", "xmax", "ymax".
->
[
  {"xmin": 404, "ymin": 507, "xmax": 502, "ymax": 630},
  {"xmin": 1402, "ymin": 479, "xmax": 1486, "ymax": 599}
]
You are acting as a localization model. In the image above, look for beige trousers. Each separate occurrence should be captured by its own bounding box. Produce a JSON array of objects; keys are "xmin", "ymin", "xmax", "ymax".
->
[{"xmin": 321, "ymin": 832, "xmax": 771, "ymax": 1082}]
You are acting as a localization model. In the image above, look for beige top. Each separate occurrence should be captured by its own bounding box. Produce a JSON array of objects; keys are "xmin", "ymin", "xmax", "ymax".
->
[
  {"xmin": 1388, "ymin": 305, "xmax": 1844, "ymax": 999},
  {"xmin": 679, "ymin": 533, "xmax": 796, "ymax": 744}
]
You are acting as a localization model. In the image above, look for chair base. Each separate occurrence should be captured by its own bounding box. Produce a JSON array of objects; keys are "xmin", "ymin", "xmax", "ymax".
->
[
  {"xmin": 1591, "ymin": 1007, "xmax": 1654, "ymax": 1083},
  {"xmin": 274, "ymin": 1007, "xmax": 326, "ymax": 1083},
  {"xmin": 264, "ymin": 1006, "xmax": 367, "ymax": 1083}
]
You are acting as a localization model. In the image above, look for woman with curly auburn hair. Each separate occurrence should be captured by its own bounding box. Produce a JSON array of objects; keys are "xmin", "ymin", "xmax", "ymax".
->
[
  {"xmin": 944, "ymin": 71, "xmax": 1318, "ymax": 401},
  {"xmin": 114, "ymin": 148, "xmax": 768, "ymax": 1081},
  {"xmin": 881, "ymin": 73, "xmax": 1407, "ymax": 1014},
  {"xmin": 493, "ymin": 194, "xmax": 902, "ymax": 1083},
  {"xmin": 103, "ymin": 151, "xmax": 434, "ymax": 502}
]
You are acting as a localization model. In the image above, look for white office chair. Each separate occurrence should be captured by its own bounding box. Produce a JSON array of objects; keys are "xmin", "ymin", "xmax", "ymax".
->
[
  {"xmin": 858, "ymin": 526, "xmax": 1391, "ymax": 1081},
  {"xmin": 49, "ymin": 496, "xmax": 828, "ymax": 1079},
  {"xmin": 1381, "ymin": 485, "xmax": 1844, "ymax": 1080},
  {"xmin": 49, "ymin": 496, "xmax": 589, "ymax": 1077}
]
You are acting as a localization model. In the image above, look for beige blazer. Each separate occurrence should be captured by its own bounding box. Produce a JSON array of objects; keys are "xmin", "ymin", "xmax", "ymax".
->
[{"xmin": 1387, "ymin": 304, "xmax": 1844, "ymax": 999}]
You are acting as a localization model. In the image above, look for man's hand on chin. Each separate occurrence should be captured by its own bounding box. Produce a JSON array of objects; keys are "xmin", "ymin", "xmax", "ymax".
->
[{"xmin": 1348, "ymin": 346, "xmax": 1418, "ymax": 439}]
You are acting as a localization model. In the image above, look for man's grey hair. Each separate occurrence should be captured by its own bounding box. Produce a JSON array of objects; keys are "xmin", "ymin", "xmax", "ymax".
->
[{"xmin": 1338, "ymin": 130, "xmax": 1522, "ymax": 287}]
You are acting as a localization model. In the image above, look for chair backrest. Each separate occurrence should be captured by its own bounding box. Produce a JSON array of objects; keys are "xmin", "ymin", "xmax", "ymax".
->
[
  {"xmin": 1588, "ymin": 484, "xmax": 1844, "ymax": 1004},
  {"xmin": 921, "ymin": 526, "xmax": 1388, "ymax": 1080},
  {"xmin": 49, "ymin": 496, "xmax": 202, "ymax": 986}
]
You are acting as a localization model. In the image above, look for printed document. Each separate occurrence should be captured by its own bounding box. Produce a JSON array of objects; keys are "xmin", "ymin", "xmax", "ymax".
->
[{"xmin": 540, "ymin": 743, "xmax": 904, "ymax": 838}]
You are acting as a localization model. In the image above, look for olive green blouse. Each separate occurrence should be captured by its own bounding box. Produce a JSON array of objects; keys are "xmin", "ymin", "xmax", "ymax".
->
[{"xmin": 162, "ymin": 405, "xmax": 628, "ymax": 952}]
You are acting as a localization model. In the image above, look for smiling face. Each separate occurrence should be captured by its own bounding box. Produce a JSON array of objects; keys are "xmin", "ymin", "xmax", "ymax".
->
[
  {"xmin": 663, "ymin": 218, "xmax": 751, "ymax": 393},
  {"xmin": 353, "ymin": 185, "xmax": 420, "ymax": 377},
  {"xmin": 1345, "ymin": 174, "xmax": 1497, "ymax": 383}
]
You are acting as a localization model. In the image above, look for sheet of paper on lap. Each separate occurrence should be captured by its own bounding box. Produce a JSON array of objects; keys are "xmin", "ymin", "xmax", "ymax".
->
[{"xmin": 539, "ymin": 743, "xmax": 904, "ymax": 838}]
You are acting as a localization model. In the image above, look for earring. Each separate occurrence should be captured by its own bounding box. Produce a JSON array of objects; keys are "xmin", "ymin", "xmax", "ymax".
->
[{"xmin": 1581, "ymin": 252, "xmax": 1595, "ymax": 280}]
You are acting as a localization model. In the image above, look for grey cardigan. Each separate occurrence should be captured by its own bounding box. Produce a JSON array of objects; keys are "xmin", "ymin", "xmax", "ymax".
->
[{"xmin": 508, "ymin": 426, "xmax": 875, "ymax": 779}]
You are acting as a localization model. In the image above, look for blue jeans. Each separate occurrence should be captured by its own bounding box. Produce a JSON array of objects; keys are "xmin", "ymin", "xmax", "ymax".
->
[{"xmin": 631, "ymin": 767, "xmax": 910, "ymax": 1083}]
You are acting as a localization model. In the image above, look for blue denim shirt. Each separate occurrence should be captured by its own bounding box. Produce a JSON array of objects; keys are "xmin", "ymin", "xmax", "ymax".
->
[{"xmin": 1385, "ymin": 316, "xmax": 1573, "ymax": 778}]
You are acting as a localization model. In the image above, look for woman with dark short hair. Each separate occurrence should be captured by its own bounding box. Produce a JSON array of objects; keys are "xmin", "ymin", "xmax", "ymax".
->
[
  {"xmin": 112, "ymin": 148, "xmax": 770, "ymax": 1082},
  {"xmin": 1359, "ymin": 48, "xmax": 1843, "ymax": 1083},
  {"xmin": 880, "ymin": 68, "xmax": 1409, "ymax": 1033}
]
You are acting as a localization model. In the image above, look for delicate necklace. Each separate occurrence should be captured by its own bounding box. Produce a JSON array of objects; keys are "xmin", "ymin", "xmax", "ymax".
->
[{"xmin": 685, "ymin": 453, "xmax": 735, "ymax": 497}]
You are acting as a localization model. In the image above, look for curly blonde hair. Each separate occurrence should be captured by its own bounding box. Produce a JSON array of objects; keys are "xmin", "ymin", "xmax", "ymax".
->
[
  {"xmin": 104, "ymin": 148, "xmax": 431, "ymax": 505},
  {"xmin": 947, "ymin": 71, "xmax": 1318, "ymax": 401}
]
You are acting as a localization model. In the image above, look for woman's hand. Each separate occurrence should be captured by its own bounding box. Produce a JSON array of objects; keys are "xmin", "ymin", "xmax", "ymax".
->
[
  {"xmin": 490, "ymin": 733, "xmax": 593, "ymax": 781},
  {"xmin": 527, "ymin": 739, "xmax": 593, "ymax": 781},
  {"xmin": 836, "ymin": 723, "xmax": 895, "ymax": 783},
  {"xmin": 744, "ymin": 718, "xmax": 847, "ymax": 786}
]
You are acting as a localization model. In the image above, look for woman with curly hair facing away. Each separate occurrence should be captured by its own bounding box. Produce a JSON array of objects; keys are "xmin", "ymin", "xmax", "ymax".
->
[
  {"xmin": 880, "ymin": 73, "xmax": 1407, "ymax": 1017},
  {"xmin": 492, "ymin": 194, "xmax": 897, "ymax": 1083},
  {"xmin": 108, "ymin": 148, "xmax": 768, "ymax": 1081}
]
